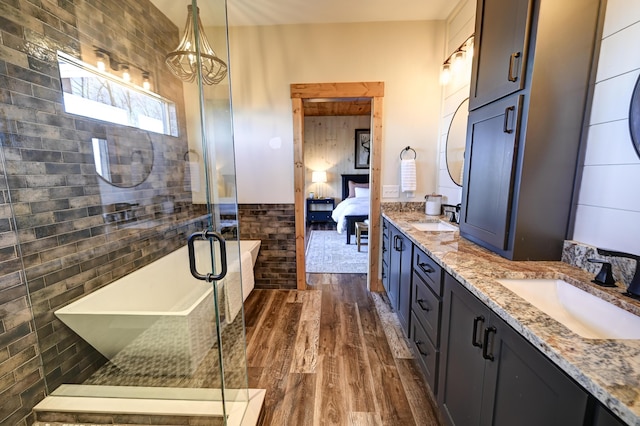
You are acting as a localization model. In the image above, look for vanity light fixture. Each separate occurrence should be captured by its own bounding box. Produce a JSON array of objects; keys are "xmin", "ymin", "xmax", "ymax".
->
[
  {"xmin": 440, "ymin": 34, "xmax": 474, "ymax": 86},
  {"xmin": 165, "ymin": 5, "xmax": 227, "ymax": 85},
  {"xmin": 92, "ymin": 47, "xmax": 151, "ymax": 90}
]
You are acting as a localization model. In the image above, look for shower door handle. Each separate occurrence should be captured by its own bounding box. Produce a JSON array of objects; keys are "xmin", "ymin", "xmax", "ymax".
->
[{"xmin": 187, "ymin": 230, "xmax": 227, "ymax": 282}]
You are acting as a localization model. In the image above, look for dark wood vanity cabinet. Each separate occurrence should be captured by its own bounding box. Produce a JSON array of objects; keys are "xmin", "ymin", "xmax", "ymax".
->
[
  {"xmin": 383, "ymin": 219, "xmax": 412, "ymax": 334},
  {"xmin": 460, "ymin": 0, "xmax": 603, "ymax": 260},
  {"xmin": 437, "ymin": 275, "xmax": 589, "ymax": 426},
  {"xmin": 469, "ymin": 0, "xmax": 532, "ymax": 110}
]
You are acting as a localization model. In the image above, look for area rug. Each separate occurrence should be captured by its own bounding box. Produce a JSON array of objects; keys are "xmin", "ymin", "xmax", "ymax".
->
[{"xmin": 306, "ymin": 230, "xmax": 368, "ymax": 273}]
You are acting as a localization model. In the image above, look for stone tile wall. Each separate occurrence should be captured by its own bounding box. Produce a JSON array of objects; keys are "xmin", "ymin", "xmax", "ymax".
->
[
  {"xmin": 238, "ymin": 204, "xmax": 297, "ymax": 289},
  {"xmin": 0, "ymin": 1, "xmax": 212, "ymax": 424}
]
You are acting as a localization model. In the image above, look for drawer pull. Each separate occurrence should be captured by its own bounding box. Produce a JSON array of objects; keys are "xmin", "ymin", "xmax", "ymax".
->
[
  {"xmin": 508, "ymin": 51, "xmax": 521, "ymax": 82},
  {"xmin": 417, "ymin": 298, "xmax": 430, "ymax": 312},
  {"xmin": 418, "ymin": 262, "xmax": 435, "ymax": 274},
  {"xmin": 482, "ymin": 326, "xmax": 497, "ymax": 361},
  {"xmin": 503, "ymin": 106, "xmax": 515, "ymax": 134},
  {"xmin": 415, "ymin": 340, "xmax": 429, "ymax": 357},
  {"xmin": 472, "ymin": 315, "xmax": 484, "ymax": 348}
]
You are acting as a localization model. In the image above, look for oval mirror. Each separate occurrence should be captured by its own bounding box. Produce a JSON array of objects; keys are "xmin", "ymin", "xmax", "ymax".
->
[
  {"xmin": 446, "ymin": 98, "xmax": 469, "ymax": 186},
  {"xmin": 630, "ymin": 74, "xmax": 640, "ymax": 159},
  {"xmin": 92, "ymin": 127, "xmax": 154, "ymax": 188}
]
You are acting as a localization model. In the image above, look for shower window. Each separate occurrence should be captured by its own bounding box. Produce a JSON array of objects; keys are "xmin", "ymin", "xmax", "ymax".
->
[{"xmin": 57, "ymin": 51, "xmax": 179, "ymax": 137}]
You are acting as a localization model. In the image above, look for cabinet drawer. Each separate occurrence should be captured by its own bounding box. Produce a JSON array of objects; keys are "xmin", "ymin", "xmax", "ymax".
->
[
  {"xmin": 308, "ymin": 211, "xmax": 331, "ymax": 222},
  {"xmin": 413, "ymin": 248, "xmax": 443, "ymax": 295},
  {"xmin": 411, "ymin": 311, "xmax": 439, "ymax": 393},
  {"xmin": 412, "ymin": 272, "xmax": 441, "ymax": 346}
]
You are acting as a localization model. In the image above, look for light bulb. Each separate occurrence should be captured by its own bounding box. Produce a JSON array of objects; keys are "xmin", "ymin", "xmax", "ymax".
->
[
  {"xmin": 452, "ymin": 50, "xmax": 465, "ymax": 73},
  {"xmin": 142, "ymin": 72, "xmax": 151, "ymax": 90},
  {"xmin": 121, "ymin": 65, "xmax": 130, "ymax": 82},
  {"xmin": 440, "ymin": 63, "xmax": 451, "ymax": 85},
  {"xmin": 95, "ymin": 51, "xmax": 106, "ymax": 71},
  {"xmin": 466, "ymin": 39, "xmax": 474, "ymax": 60}
]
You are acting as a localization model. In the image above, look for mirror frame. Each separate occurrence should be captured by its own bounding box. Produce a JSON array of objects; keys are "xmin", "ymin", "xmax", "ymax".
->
[
  {"xmin": 630, "ymin": 74, "xmax": 640, "ymax": 159},
  {"xmin": 446, "ymin": 98, "xmax": 469, "ymax": 187}
]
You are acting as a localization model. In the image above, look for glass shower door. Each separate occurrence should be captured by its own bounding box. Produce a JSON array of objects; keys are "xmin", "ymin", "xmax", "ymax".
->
[{"xmin": 6, "ymin": 0, "xmax": 254, "ymax": 424}]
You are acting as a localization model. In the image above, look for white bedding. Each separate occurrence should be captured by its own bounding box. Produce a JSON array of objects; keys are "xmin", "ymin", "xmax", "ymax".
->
[{"xmin": 331, "ymin": 197, "xmax": 370, "ymax": 233}]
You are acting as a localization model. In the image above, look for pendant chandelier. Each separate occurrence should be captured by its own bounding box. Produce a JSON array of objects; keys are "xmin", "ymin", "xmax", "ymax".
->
[{"xmin": 165, "ymin": 5, "xmax": 227, "ymax": 85}]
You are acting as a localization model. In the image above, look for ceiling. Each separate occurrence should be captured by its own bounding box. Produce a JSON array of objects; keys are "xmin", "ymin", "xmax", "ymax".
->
[
  {"xmin": 150, "ymin": 0, "xmax": 457, "ymax": 116},
  {"xmin": 151, "ymin": 0, "xmax": 458, "ymax": 27}
]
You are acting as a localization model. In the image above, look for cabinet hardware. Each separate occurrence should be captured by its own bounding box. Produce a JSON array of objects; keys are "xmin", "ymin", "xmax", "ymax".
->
[
  {"xmin": 394, "ymin": 235, "xmax": 403, "ymax": 251},
  {"xmin": 418, "ymin": 262, "xmax": 435, "ymax": 274},
  {"xmin": 482, "ymin": 326, "xmax": 497, "ymax": 361},
  {"xmin": 417, "ymin": 298, "xmax": 430, "ymax": 312},
  {"xmin": 415, "ymin": 340, "xmax": 429, "ymax": 357},
  {"xmin": 508, "ymin": 51, "xmax": 521, "ymax": 82},
  {"xmin": 472, "ymin": 315, "xmax": 485, "ymax": 347},
  {"xmin": 503, "ymin": 106, "xmax": 515, "ymax": 134}
]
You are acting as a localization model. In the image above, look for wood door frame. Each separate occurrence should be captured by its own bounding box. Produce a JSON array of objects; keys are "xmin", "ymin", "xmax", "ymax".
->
[{"xmin": 291, "ymin": 82, "xmax": 384, "ymax": 291}]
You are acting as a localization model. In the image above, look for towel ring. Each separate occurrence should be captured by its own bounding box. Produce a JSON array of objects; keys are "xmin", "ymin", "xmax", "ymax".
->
[
  {"xmin": 184, "ymin": 149, "xmax": 200, "ymax": 161},
  {"xmin": 400, "ymin": 146, "xmax": 417, "ymax": 160}
]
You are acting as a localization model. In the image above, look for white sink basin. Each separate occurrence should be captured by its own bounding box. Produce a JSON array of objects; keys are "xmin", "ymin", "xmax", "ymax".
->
[
  {"xmin": 497, "ymin": 279, "xmax": 640, "ymax": 340},
  {"xmin": 411, "ymin": 221, "xmax": 457, "ymax": 232}
]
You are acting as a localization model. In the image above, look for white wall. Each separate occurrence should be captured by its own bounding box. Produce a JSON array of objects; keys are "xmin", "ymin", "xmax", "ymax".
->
[
  {"xmin": 572, "ymin": 0, "xmax": 640, "ymax": 255},
  {"xmin": 436, "ymin": 0, "xmax": 475, "ymax": 205},
  {"xmin": 228, "ymin": 21, "xmax": 444, "ymax": 204}
]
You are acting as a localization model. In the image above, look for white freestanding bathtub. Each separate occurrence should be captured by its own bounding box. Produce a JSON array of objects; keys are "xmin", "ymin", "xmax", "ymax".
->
[{"xmin": 55, "ymin": 240, "xmax": 260, "ymax": 374}]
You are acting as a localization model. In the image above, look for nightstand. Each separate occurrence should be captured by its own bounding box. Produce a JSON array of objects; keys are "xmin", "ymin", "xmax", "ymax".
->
[{"xmin": 306, "ymin": 198, "xmax": 335, "ymax": 224}]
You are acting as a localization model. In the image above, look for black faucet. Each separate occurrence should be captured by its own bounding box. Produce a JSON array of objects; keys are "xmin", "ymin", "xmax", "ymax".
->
[
  {"xmin": 596, "ymin": 248, "xmax": 640, "ymax": 300},
  {"xmin": 442, "ymin": 203, "xmax": 462, "ymax": 224}
]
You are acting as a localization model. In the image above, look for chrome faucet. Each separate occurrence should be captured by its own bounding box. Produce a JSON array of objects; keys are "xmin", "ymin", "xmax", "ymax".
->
[{"xmin": 597, "ymin": 248, "xmax": 640, "ymax": 300}]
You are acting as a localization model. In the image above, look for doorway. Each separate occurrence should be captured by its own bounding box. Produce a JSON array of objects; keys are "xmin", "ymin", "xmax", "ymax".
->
[{"xmin": 290, "ymin": 82, "xmax": 384, "ymax": 291}]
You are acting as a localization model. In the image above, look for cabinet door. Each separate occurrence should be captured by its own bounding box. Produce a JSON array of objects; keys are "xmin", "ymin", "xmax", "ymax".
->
[
  {"xmin": 469, "ymin": 0, "xmax": 533, "ymax": 109},
  {"xmin": 397, "ymin": 234, "xmax": 412, "ymax": 334},
  {"xmin": 460, "ymin": 94, "xmax": 523, "ymax": 252},
  {"xmin": 480, "ymin": 313, "xmax": 588, "ymax": 426},
  {"xmin": 592, "ymin": 404, "xmax": 627, "ymax": 426},
  {"xmin": 438, "ymin": 274, "xmax": 490, "ymax": 426}
]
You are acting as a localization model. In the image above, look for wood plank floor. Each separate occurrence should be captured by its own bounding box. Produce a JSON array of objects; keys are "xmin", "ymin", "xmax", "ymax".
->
[{"xmin": 244, "ymin": 273, "xmax": 443, "ymax": 426}]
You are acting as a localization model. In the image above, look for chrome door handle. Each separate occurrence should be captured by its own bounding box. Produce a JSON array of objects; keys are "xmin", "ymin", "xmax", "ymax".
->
[{"xmin": 187, "ymin": 230, "xmax": 227, "ymax": 282}]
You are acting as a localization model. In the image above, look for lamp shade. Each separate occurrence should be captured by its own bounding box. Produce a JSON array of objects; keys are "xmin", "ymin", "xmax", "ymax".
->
[{"xmin": 311, "ymin": 171, "xmax": 327, "ymax": 183}]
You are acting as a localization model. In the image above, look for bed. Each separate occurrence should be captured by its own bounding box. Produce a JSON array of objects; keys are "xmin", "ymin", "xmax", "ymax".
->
[{"xmin": 331, "ymin": 174, "xmax": 370, "ymax": 244}]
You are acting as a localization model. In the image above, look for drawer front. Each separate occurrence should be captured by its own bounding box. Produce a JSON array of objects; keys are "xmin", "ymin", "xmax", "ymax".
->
[
  {"xmin": 412, "ymin": 272, "xmax": 441, "ymax": 346},
  {"xmin": 413, "ymin": 248, "xmax": 443, "ymax": 296},
  {"xmin": 308, "ymin": 211, "xmax": 331, "ymax": 222},
  {"xmin": 411, "ymin": 311, "xmax": 439, "ymax": 393}
]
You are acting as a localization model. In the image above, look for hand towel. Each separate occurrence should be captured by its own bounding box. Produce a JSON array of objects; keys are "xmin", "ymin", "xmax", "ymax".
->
[{"xmin": 401, "ymin": 159, "xmax": 417, "ymax": 192}]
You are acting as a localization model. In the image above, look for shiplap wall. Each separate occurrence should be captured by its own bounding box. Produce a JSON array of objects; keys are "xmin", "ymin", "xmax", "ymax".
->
[
  {"xmin": 572, "ymin": 0, "xmax": 640, "ymax": 255},
  {"xmin": 304, "ymin": 115, "xmax": 371, "ymax": 199},
  {"xmin": 436, "ymin": 0, "xmax": 476, "ymax": 205}
]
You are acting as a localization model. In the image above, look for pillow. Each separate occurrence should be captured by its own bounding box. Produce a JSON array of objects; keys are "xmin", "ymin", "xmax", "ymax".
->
[
  {"xmin": 354, "ymin": 187, "xmax": 370, "ymax": 198},
  {"xmin": 348, "ymin": 180, "xmax": 369, "ymax": 198}
]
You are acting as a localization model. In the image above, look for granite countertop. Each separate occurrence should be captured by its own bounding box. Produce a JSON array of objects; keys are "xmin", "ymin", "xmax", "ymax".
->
[{"xmin": 382, "ymin": 210, "xmax": 640, "ymax": 426}]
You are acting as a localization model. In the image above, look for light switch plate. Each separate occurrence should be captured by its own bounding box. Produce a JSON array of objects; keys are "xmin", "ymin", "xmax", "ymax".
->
[{"xmin": 383, "ymin": 185, "xmax": 399, "ymax": 198}]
